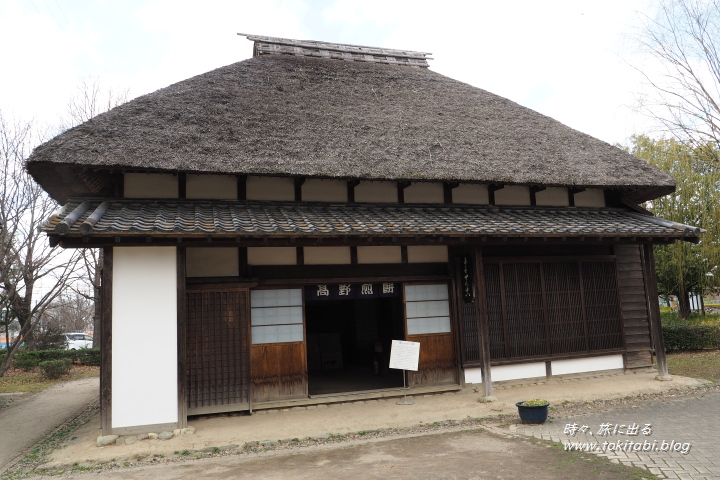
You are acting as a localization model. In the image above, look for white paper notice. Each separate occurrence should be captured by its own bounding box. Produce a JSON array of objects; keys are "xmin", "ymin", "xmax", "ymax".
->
[{"xmin": 389, "ymin": 340, "xmax": 420, "ymax": 371}]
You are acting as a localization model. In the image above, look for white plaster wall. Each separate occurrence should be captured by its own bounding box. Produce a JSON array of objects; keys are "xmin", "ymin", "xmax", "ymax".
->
[
  {"xmin": 357, "ymin": 246, "xmax": 402, "ymax": 264},
  {"xmin": 464, "ymin": 367, "xmax": 483, "ymax": 384},
  {"xmin": 302, "ymin": 179, "xmax": 347, "ymax": 202},
  {"xmin": 246, "ymin": 176, "xmax": 295, "ymax": 201},
  {"xmin": 124, "ymin": 173, "xmax": 178, "ymax": 198},
  {"xmin": 186, "ymin": 248, "xmax": 239, "ymax": 277},
  {"xmin": 491, "ymin": 362, "xmax": 546, "ymax": 381},
  {"xmin": 574, "ymin": 188, "xmax": 606, "ymax": 207},
  {"xmin": 354, "ymin": 181, "xmax": 397, "ymax": 203},
  {"xmin": 535, "ymin": 187, "xmax": 569, "ymax": 206},
  {"xmin": 551, "ymin": 355, "xmax": 623, "ymax": 375},
  {"xmin": 304, "ymin": 246, "xmax": 351, "ymax": 265},
  {"xmin": 494, "ymin": 185, "xmax": 531, "ymax": 206},
  {"xmin": 112, "ymin": 247, "xmax": 177, "ymax": 429},
  {"xmin": 186, "ymin": 174, "xmax": 237, "ymax": 200},
  {"xmin": 452, "ymin": 184, "xmax": 489, "ymax": 204},
  {"xmin": 403, "ymin": 182, "xmax": 444, "ymax": 203},
  {"xmin": 407, "ymin": 246, "xmax": 448, "ymax": 263},
  {"xmin": 247, "ymin": 247, "xmax": 297, "ymax": 265}
]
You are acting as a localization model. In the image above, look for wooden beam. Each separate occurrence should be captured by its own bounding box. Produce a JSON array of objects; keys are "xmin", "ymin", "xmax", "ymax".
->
[
  {"xmin": 294, "ymin": 178, "xmax": 305, "ymax": 201},
  {"xmin": 487, "ymin": 184, "xmax": 503, "ymax": 206},
  {"xmin": 100, "ymin": 247, "xmax": 113, "ymax": 436},
  {"xmin": 443, "ymin": 182, "xmax": 459, "ymax": 204},
  {"xmin": 397, "ymin": 181, "xmax": 411, "ymax": 203},
  {"xmin": 568, "ymin": 187, "xmax": 585, "ymax": 207},
  {"xmin": 529, "ymin": 186, "xmax": 546, "ymax": 206},
  {"xmin": 178, "ymin": 173, "xmax": 186, "ymax": 199},
  {"xmin": 348, "ymin": 180, "xmax": 360, "ymax": 202},
  {"xmin": 176, "ymin": 247, "xmax": 187, "ymax": 428},
  {"xmin": 237, "ymin": 175, "xmax": 247, "ymax": 201},
  {"xmin": 53, "ymin": 235, "xmax": 682, "ymax": 249},
  {"xmin": 473, "ymin": 246, "xmax": 493, "ymax": 397},
  {"xmin": 642, "ymin": 244, "xmax": 670, "ymax": 379}
]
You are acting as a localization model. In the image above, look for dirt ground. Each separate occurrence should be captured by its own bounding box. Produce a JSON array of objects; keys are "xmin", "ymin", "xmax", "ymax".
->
[
  {"xmin": 45, "ymin": 370, "xmax": 704, "ymax": 469},
  {"xmin": 47, "ymin": 428, "xmax": 655, "ymax": 480}
]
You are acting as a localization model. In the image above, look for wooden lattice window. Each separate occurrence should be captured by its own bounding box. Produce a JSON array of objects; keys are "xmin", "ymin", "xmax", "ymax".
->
[{"xmin": 484, "ymin": 259, "xmax": 624, "ymax": 362}]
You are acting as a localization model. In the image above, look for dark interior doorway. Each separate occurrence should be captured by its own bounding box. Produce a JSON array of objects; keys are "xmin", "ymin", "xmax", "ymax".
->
[{"xmin": 305, "ymin": 296, "xmax": 405, "ymax": 395}]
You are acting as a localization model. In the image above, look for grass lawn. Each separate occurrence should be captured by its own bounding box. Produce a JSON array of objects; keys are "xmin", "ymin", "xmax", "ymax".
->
[
  {"xmin": 666, "ymin": 349, "xmax": 720, "ymax": 382},
  {"xmin": 0, "ymin": 365, "xmax": 99, "ymax": 395}
]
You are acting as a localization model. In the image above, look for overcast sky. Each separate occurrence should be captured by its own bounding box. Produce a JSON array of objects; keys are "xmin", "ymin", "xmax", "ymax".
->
[{"xmin": 0, "ymin": 0, "xmax": 660, "ymax": 146}]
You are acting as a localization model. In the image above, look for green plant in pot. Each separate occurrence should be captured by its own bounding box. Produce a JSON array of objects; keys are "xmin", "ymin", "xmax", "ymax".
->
[{"xmin": 515, "ymin": 399, "xmax": 550, "ymax": 424}]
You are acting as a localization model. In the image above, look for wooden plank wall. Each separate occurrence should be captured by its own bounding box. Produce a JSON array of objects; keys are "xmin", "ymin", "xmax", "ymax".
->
[
  {"xmin": 615, "ymin": 245, "xmax": 654, "ymax": 368},
  {"xmin": 251, "ymin": 343, "xmax": 307, "ymax": 403},
  {"xmin": 406, "ymin": 333, "xmax": 457, "ymax": 387}
]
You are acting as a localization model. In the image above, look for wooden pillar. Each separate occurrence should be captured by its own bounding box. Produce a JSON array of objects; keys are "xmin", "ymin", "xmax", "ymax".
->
[
  {"xmin": 100, "ymin": 246, "xmax": 113, "ymax": 435},
  {"xmin": 176, "ymin": 247, "xmax": 188, "ymax": 428},
  {"xmin": 642, "ymin": 244, "xmax": 670, "ymax": 379},
  {"xmin": 473, "ymin": 246, "xmax": 493, "ymax": 396}
]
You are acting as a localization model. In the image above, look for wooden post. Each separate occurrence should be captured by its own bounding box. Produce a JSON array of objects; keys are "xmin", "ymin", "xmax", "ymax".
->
[
  {"xmin": 100, "ymin": 247, "xmax": 113, "ymax": 435},
  {"xmin": 473, "ymin": 246, "xmax": 493, "ymax": 397},
  {"xmin": 642, "ymin": 244, "xmax": 670, "ymax": 379},
  {"xmin": 176, "ymin": 247, "xmax": 188, "ymax": 428}
]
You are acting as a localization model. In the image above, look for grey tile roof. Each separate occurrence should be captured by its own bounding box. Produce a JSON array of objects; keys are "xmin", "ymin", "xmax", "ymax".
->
[{"xmin": 42, "ymin": 199, "xmax": 702, "ymax": 241}]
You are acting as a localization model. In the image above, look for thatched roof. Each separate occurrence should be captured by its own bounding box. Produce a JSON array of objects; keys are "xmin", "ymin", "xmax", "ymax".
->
[{"xmin": 26, "ymin": 39, "xmax": 675, "ymax": 203}]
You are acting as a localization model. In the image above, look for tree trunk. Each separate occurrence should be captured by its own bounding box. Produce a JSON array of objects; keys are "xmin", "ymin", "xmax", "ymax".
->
[{"xmin": 677, "ymin": 291, "xmax": 692, "ymax": 319}]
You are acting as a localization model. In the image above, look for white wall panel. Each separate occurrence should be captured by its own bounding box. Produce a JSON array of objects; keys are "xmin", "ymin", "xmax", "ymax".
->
[
  {"xmin": 304, "ymin": 247, "xmax": 351, "ymax": 265},
  {"xmin": 494, "ymin": 185, "xmax": 531, "ymax": 205},
  {"xmin": 535, "ymin": 187, "xmax": 569, "ymax": 206},
  {"xmin": 124, "ymin": 173, "xmax": 178, "ymax": 198},
  {"xmin": 407, "ymin": 246, "xmax": 448, "ymax": 263},
  {"xmin": 246, "ymin": 176, "xmax": 294, "ymax": 201},
  {"xmin": 247, "ymin": 247, "xmax": 297, "ymax": 265},
  {"xmin": 464, "ymin": 367, "xmax": 483, "ymax": 384},
  {"xmin": 403, "ymin": 182, "xmax": 444, "ymax": 203},
  {"xmin": 186, "ymin": 247, "xmax": 239, "ymax": 277},
  {"xmin": 302, "ymin": 179, "xmax": 347, "ymax": 202},
  {"xmin": 112, "ymin": 247, "xmax": 177, "ymax": 429},
  {"xmin": 452, "ymin": 184, "xmax": 489, "ymax": 204},
  {"xmin": 354, "ymin": 181, "xmax": 397, "ymax": 203},
  {"xmin": 186, "ymin": 174, "xmax": 237, "ymax": 200},
  {"xmin": 574, "ymin": 188, "xmax": 606, "ymax": 207},
  {"xmin": 357, "ymin": 246, "xmax": 402, "ymax": 264},
  {"xmin": 491, "ymin": 362, "xmax": 546, "ymax": 381},
  {"xmin": 551, "ymin": 355, "xmax": 623, "ymax": 375}
]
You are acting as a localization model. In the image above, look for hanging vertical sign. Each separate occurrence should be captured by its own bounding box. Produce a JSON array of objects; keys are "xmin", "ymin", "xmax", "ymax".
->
[{"xmin": 462, "ymin": 254, "xmax": 475, "ymax": 303}]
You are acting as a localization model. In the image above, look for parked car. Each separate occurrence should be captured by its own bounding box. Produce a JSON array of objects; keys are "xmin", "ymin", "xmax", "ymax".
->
[{"xmin": 64, "ymin": 333, "xmax": 93, "ymax": 350}]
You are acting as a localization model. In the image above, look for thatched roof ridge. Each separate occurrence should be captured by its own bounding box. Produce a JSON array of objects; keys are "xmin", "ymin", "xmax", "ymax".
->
[{"xmin": 26, "ymin": 54, "xmax": 675, "ymax": 203}]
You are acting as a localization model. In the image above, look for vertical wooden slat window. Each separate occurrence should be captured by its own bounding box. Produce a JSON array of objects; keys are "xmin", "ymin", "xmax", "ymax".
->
[
  {"xmin": 186, "ymin": 288, "xmax": 250, "ymax": 413},
  {"xmin": 484, "ymin": 259, "xmax": 623, "ymax": 362}
]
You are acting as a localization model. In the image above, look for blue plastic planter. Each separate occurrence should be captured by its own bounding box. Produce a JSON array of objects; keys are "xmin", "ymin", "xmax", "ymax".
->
[{"xmin": 515, "ymin": 401, "xmax": 549, "ymax": 424}]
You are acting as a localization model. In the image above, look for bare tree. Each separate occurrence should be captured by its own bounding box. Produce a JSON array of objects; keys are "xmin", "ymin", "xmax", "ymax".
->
[
  {"xmin": 62, "ymin": 78, "xmax": 128, "ymax": 347},
  {"xmin": 38, "ymin": 291, "xmax": 94, "ymax": 335},
  {"xmin": 0, "ymin": 111, "xmax": 82, "ymax": 377},
  {"xmin": 636, "ymin": 0, "xmax": 720, "ymax": 161},
  {"xmin": 63, "ymin": 76, "xmax": 131, "ymax": 128}
]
